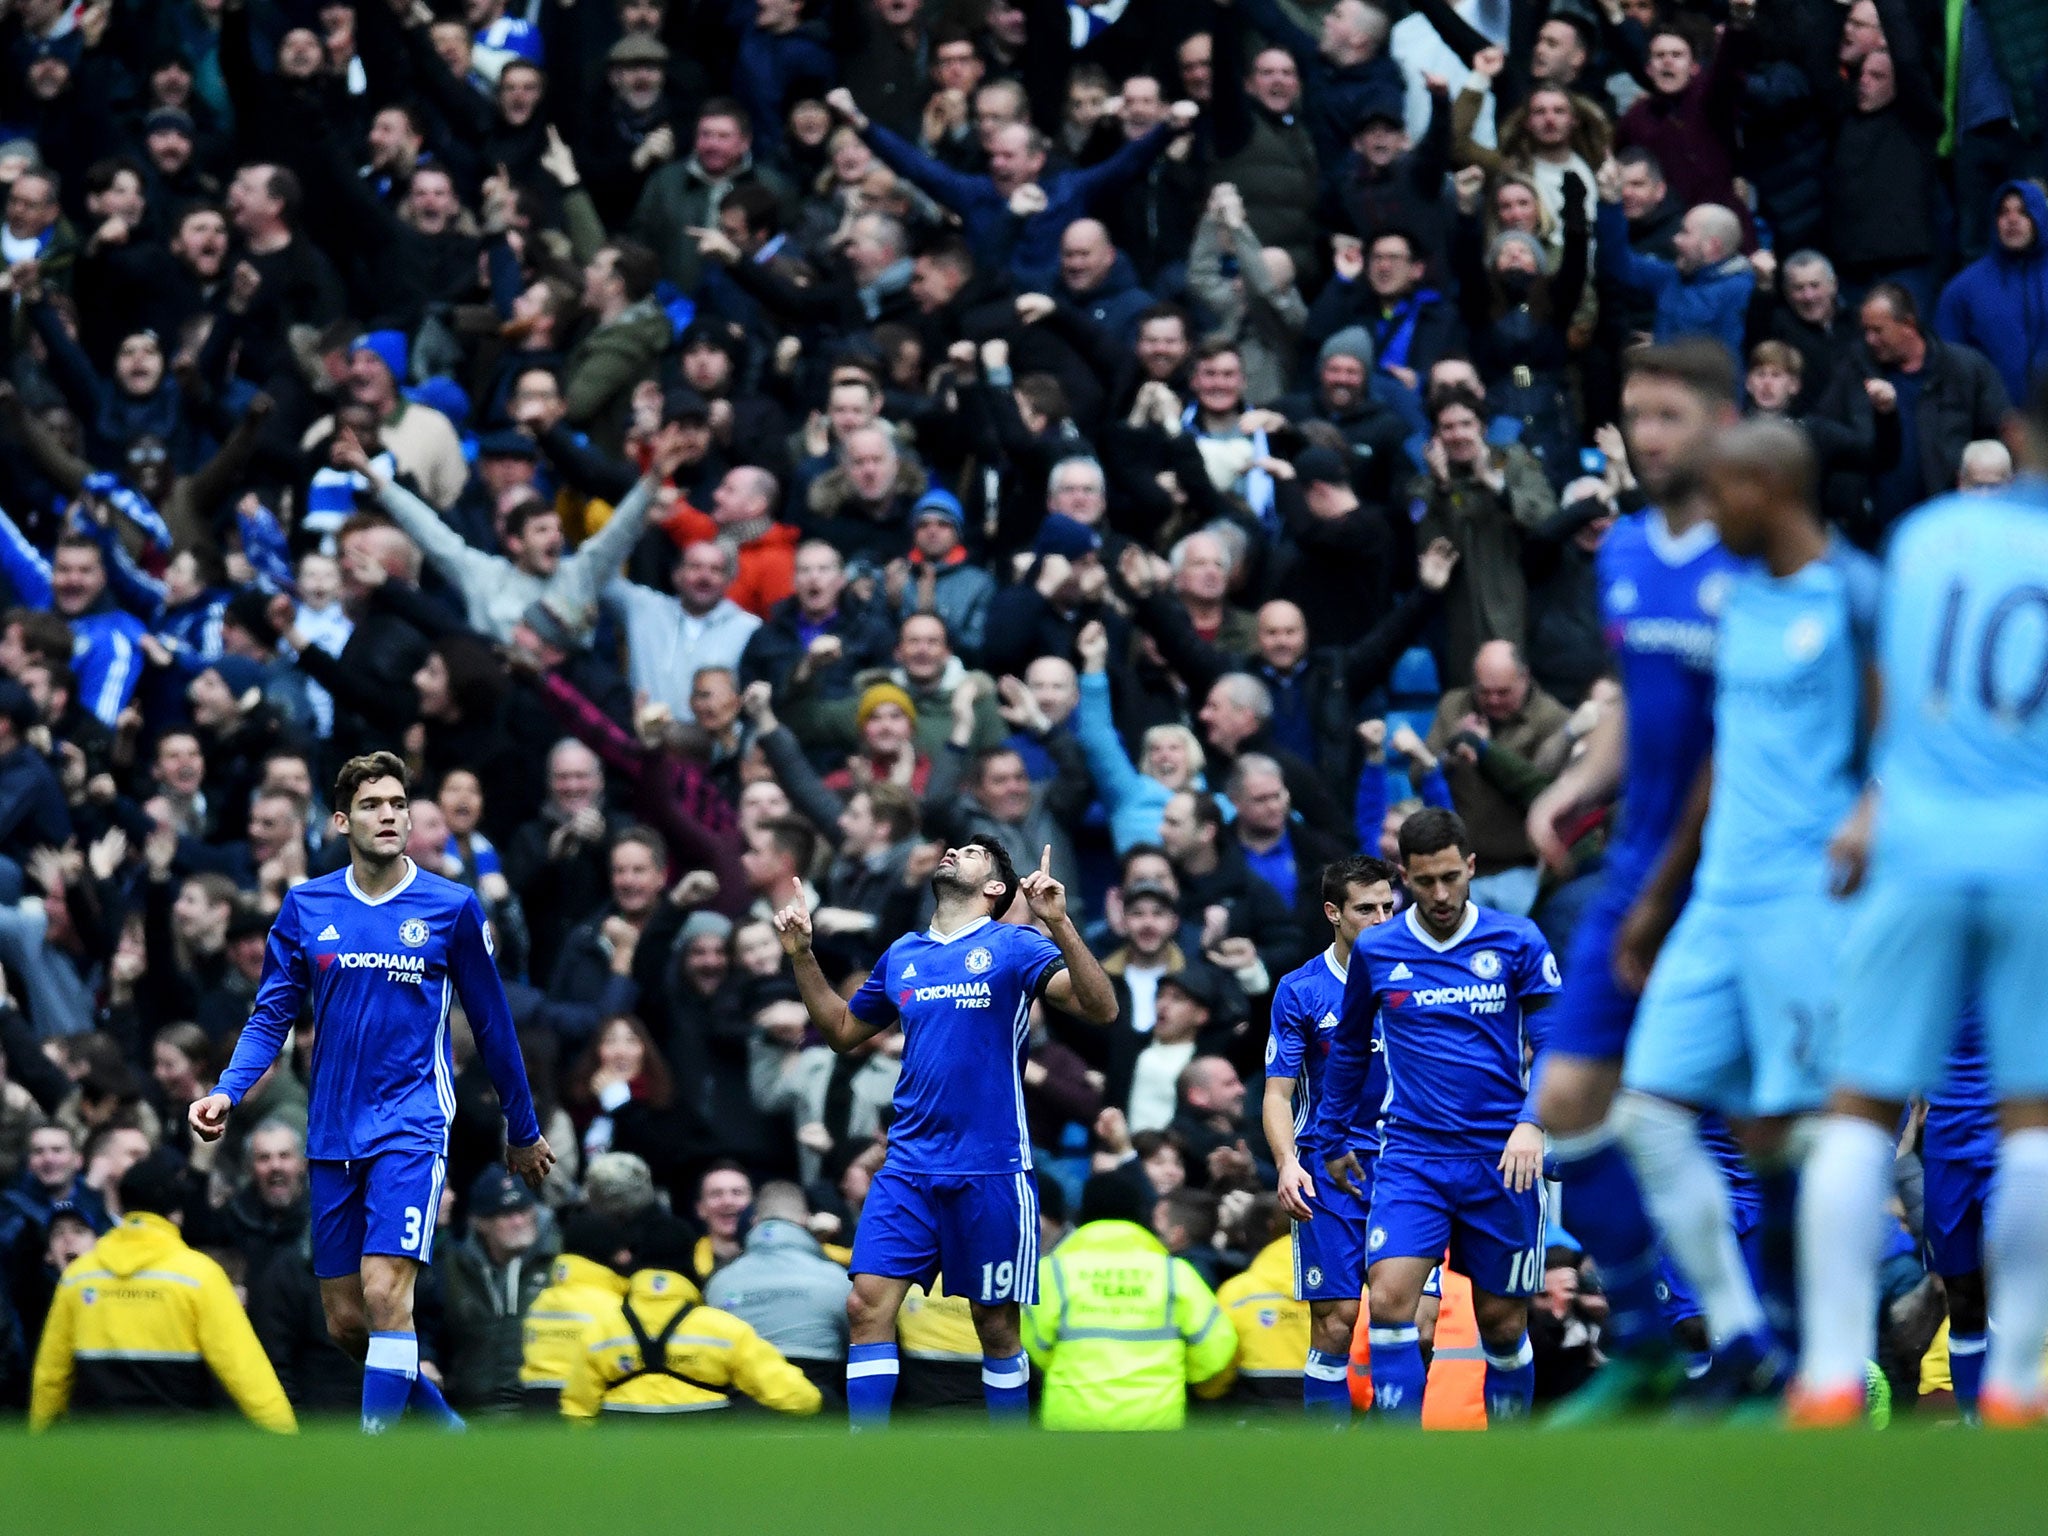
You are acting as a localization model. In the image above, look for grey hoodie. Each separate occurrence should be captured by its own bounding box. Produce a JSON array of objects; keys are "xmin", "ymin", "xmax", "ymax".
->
[{"xmin": 702, "ymin": 1219, "xmax": 852, "ymax": 1363}]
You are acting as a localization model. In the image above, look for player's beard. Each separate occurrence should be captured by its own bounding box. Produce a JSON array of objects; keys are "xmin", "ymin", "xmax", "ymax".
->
[
  {"xmin": 930, "ymin": 863, "xmax": 976, "ymax": 902},
  {"xmin": 1642, "ymin": 458, "xmax": 1702, "ymax": 509}
]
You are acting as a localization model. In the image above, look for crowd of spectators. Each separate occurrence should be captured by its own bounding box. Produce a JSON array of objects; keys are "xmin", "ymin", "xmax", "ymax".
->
[{"xmin": 2, "ymin": 0, "xmax": 2045, "ymax": 1420}]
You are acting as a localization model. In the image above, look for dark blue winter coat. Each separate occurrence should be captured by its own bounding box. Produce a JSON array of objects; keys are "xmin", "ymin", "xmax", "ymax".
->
[{"xmin": 1936, "ymin": 179, "xmax": 2048, "ymax": 405}]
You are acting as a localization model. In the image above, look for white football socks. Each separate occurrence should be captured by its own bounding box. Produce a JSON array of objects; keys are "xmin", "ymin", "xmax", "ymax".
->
[
  {"xmin": 1985, "ymin": 1128, "xmax": 2048, "ymax": 1406},
  {"xmin": 1616, "ymin": 1093, "xmax": 1766, "ymax": 1346},
  {"xmin": 1795, "ymin": 1114, "xmax": 1894, "ymax": 1393}
]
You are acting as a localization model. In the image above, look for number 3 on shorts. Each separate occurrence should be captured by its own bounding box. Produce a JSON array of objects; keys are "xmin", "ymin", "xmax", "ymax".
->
[
  {"xmin": 403, "ymin": 1206, "xmax": 424, "ymax": 1252},
  {"xmin": 979, "ymin": 1260, "xmax": 1015, "ymax": 1301}
]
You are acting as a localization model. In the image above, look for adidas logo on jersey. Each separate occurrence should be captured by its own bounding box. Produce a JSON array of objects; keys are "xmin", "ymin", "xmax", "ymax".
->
[
  {"xmin": 903, "ymin": 963, "xmax": 916, "ymax": 977},
  {"xmin": 1389, "ymin": 962, "xmax": 1412, "ymax": 980},
  {"xmin": 318, "ymin": 925, "xmax": 340, "ymax": 942}
]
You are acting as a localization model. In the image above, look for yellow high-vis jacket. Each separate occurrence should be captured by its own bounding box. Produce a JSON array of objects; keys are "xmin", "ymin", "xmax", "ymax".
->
[
  {"xmin": 1024, "ymin": 1220, "xmax": 1239, "ymax": 1431},
  {"xmin": 521, "ymin": 1253, "xmax": 632, "ymax": 1409},
  {"xmin": 31, "ymin": 1212, "xmax": 296, "ymax": 1433},
  {"xmin": 560, "ymin": 1268, "xmax": 823, "ymax": 1420},
  {"xmin": 1215, "ymin": 1236, "xmax": 1312, "ymax": 1401}
]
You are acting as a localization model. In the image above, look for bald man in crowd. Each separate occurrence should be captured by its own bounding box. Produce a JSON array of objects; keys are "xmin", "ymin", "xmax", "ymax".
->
[{"xmin": 1596, "ymin": 156, "xmax": 1755, "ymax": 359}]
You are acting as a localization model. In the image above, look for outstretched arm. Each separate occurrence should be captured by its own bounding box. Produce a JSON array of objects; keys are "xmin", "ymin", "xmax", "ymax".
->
[
  {"xmin": 195, "ymin": 900, "xmax": 310, "ymax": 1138},
  {"xmin": 1025, "ymin": 846, "xmax": 1116, "ymax": 1024},
  {"xmin": 772, "ymin": 876, "xmax": 887, "ymax": 1051}
]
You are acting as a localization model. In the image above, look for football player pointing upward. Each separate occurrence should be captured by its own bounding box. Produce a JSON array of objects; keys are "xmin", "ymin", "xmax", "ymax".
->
[
  {"xmin": 192, "ymin": 752, "xmax": 553, "ymax": 1433},
  {"xmin": 775, "ymin": 838, "xmax": 1117, "ymax": 1427}
]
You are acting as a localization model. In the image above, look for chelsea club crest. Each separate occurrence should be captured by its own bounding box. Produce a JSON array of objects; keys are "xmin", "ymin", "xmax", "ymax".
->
[
  {"xmin": 965, "ymin": 946, "xmax": 993, "ymax": 974},
  {"xmin": 400, "ymin": 918, "xmax": 430, "ymax": 948},
  {"xmin": 1470, "ymin": 950, "xmax": 1501, "ymax": 980}
]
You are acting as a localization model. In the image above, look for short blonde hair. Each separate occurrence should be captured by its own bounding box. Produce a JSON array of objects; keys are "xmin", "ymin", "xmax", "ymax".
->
[{"xmin": 1140, "ymin": 723, "xmax": 1205, "ymax": 782}]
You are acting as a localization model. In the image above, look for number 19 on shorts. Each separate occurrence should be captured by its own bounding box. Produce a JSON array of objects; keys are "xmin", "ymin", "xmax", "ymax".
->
[{"xmin": 979, "ymin": 1261, "xmax": 1015, "ymax": 1301}]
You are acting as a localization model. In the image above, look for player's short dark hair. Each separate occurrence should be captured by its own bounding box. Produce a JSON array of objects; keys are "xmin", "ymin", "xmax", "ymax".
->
[
  {"xmin": 960, "ymin": 832, "xmax": 1019, "ymax": 917},
  {"xmin": 1398, "ymin": 807, "xmax": 1471, "ymax": 862},
  {"xmin": 1194, "ymin": 336, "xmax": 1241, "ymax": 367},
  {"xmin": 611, "ymin": 824, "xmax": 669, "ymax": 869},
  {"xmin": 332, "ymin": 750, "xmax": 409, "ymax": 814},
  {"xmin": 118, "ymin": 1152, "xmax": 186, "ymax": 1218},
  {"xmin": 1181, "ymin": 791, "xmax": 1225, "ymax": 846},
  {"xmin": 1321, "ymin": 854, "xmax": 1399, "ymax": 910},
  {"xmin": 1623, "ymin": 337, "xmax": 1738, "ymax": 408}
]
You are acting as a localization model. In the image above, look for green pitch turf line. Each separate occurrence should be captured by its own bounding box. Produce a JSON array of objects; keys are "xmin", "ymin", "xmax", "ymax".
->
[{"xmin": 4, "ymin": 1420, "xmax": 2043, "ymax": 1535}]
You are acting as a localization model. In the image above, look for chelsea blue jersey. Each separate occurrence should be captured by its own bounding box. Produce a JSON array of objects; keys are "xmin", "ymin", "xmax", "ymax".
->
[
  {"xmin": 1695, "ymin": 539, "xmax": 1879, "ymax": 904},
  {"xmin": 1268, "ymin": 948, "xmax": 1385, "ymax": 1159},
  {"xmin": 216, "ymin": 860, "xmax": 541, "ymax": 1162},
  {"xmin": 1599, "ymin": 509, "xmax": 1742, "ymax": 888},
  {"xmin": 1869, "ymin": 484, "xmax": 2048, "ymax": 879},
  {"xmin": 847, "ymin": 916, "xmax": 1066, "ymax": 1175},
  {"xmin": 1317, "ymin": 904, "xmax": 1560, "ymax": 1160}
]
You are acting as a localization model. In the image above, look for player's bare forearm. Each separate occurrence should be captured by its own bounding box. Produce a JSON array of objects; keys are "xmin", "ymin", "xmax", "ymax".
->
[
  {"xmin": 790, "ymin": 945, "xmax": 879, "ymax": 1052},
  {"xmin": 1261, "ymin": 1076, "xmax": 1299, "ymax": 1171},
  {"xmin": 1045, "ymin": 915, "xmax": 1117, "ymax": 1024}
]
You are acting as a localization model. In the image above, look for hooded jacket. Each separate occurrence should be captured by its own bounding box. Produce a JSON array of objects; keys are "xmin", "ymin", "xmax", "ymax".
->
[
  {"xmin": 701, "ymin": 1218, "xmax": 852, "ymax": 1366},
  {"xmin": 30, "ymin": 1212, "xmax": 296, "ymax": 1431},
  {"xmin": 1936, "ymin": 179, "xmax": 2048, "ymax": 405}
]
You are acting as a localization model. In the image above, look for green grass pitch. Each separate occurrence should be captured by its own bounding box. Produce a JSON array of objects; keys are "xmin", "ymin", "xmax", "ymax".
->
[{"xmin": 3, "ymin": 1420, "xmax": 2045, "ymax": 1535}]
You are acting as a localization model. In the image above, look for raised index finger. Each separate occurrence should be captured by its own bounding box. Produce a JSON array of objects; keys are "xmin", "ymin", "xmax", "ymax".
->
[{"xmin": 1039, "ymin": 845, "xmax": 1051, "ymax": 875}]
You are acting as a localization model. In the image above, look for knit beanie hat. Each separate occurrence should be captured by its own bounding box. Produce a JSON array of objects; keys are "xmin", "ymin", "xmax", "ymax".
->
[
  {"xmin": 1317, "ymin": 325, "xmax": 1375, "ymax": 372},
  {"xmin": 1486, "ymin": 230, "xmax": 1548, "ymax": 274},
  {"xmin": 352, "ymin": 329, "xmax": 409, "ymax": 384},
  {"xmin": 1032, "ymin": 511, "xmax": 1101, "ymax": 560},
  {"xmin": 857, "ymin": 681, "xmax": 917, "ymax": 730}
]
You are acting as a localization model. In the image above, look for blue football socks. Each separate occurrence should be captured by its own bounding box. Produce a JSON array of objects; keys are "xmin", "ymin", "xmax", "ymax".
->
[
  {"xmin": 1483, "ymin": 1334, "xmax": 1536, "ymax": 1422},
  {"xmin": 981, "ymin": 1350, "xmax": 1030, "ymax": 1423},
  {"xmin": 1368, "ymin": 1325, "xmax": 1426, "ymax": 1420},
  {"xmin": 1304, "ymin": 1348, "xmax": 1353, "ymax": 1417},
  {"xmin": 362, "ymin": 1331, "xmax": 418, "ymax": 1434},
  {"xmin": 846, "ymin": 1341, "xmax": 899, "ymax": 1429}
]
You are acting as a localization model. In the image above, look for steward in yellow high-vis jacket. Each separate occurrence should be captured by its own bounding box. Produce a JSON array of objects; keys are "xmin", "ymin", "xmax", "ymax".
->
[
  {"xmin": 559, "ymin": 1226, "xmax": 821, "ymax": 1420},
  {"xmin": 30, "ymin": 1155, "xmax": 296, "ymax": 1433},
  {"xmin": 520, "ymin": 1214, "xmax": 634, "ymax": 1412},
  {"xmin": 1215, "ymin": 1231, "xmax": 1312, "ymax": 1404},
  {"xmin": 1022, "ymin": 1173, "xmax": 1238, "ymax": 1430}
]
